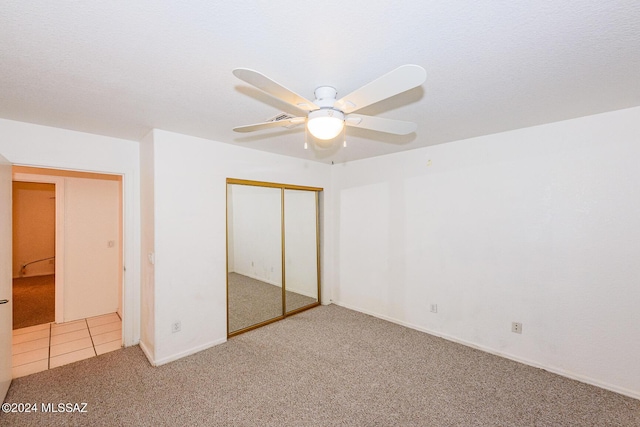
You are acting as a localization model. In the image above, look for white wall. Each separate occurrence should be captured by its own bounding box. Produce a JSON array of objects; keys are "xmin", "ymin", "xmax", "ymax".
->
[
  {"xmin": 331, "ymin": 106, "xmax": 640, "ymax": 399},
  {"xmin": 64, "ymin": 177, "xmax": 120, "ymax": 321},
  {"xmin": 0, "ymin": 118, "xmax": 140, "ymax": 346},
  {"xmin": 142, "ymin": 129, "xmax": 332, "ymax": 365}
]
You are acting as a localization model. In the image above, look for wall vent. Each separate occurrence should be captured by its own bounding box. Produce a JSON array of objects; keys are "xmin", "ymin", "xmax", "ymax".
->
[{"xmin": 266, "ymin": 112, "xmax": 302, "ymax": 129}]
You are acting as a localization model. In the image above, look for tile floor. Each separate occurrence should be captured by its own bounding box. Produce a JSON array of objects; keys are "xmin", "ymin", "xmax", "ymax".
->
[{"xmin": 12, "ymin": 312, "xmax": 122, "ymax": 379}]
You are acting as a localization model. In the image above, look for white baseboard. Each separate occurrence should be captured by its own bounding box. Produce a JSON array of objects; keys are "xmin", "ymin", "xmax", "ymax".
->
[
  {"xmin": 152, "ymin": 338, "xmax": 227, "ymax": 367},
  {"xmin": 332, "ymin": 301, "xmax": 640, "ymax": 401},
  {"xmin": 138, "ymin": 340, "xmax": 155, "ymax": 366}
]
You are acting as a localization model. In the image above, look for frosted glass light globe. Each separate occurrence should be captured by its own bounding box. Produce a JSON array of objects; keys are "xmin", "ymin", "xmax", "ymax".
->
[{"xmin": 307, "ymin": 109, "xmax": 345, "ymax": 140}]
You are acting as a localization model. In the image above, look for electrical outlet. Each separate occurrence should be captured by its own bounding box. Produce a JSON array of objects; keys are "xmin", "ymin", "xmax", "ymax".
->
[
  {"xmin": 430, "ymin": 304, "xmax": 438, "ymax": 313},
  {"xmin": 511, "ymin": 322, "xmax": 522, "ymax": 334},
  {"xmin": 172, "ymin": 321, "xmax": 181, "ymax": 333}
]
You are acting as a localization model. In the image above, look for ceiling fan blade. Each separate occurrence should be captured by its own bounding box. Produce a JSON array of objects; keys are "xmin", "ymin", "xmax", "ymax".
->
[
  {"xmin": 335, "ymin": 65, "xmax": 426, "ymax": 114},
  {"xmin": 345, "ymin": 114, "xmax": 417, "ymax": 135},
  {"xmin": 233, "ymin": 68, "xmax": 318, "ymax": 112},
  {"xmin": 233, "ymin": 117, "xmax": 305, "ymax": 133}
]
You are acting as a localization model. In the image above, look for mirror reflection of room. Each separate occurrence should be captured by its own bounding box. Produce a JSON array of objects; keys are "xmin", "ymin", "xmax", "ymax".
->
[
  {"xmin": 227, "ymin": 184, "xmax": 282, "ymax": 333},
  {"xmin": 226, "ymin": 181, "xmax": 320, "ymax": 335},
  {"xmin": 284, "ymin": 189, "xmax": 319, "ymax": 313}
]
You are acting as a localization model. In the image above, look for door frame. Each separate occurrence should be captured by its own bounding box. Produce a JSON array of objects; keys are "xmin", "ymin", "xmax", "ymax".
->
[
  {"xmin": 13, "ymin": 173, "xmax": 65, "ymax": 324},
  {"xmin": 0, "ymin": 153, "xmax": 12, "ymax": 402},
  {"xmin": 7, "ymin": 160, "xmax": 138, "ymax": 350}
]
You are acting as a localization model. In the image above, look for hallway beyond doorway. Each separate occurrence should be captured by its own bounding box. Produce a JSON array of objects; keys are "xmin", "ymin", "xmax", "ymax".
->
[{"xmin": 12, "ymin": 274, "xmax": 55, "ymax": 329}]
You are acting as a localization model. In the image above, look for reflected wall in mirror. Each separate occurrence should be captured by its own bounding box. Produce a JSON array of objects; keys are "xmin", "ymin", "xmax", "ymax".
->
[
  {"xmin": 227, "ymin": 179, "xmax": 322, "ymax": 336},
  {"xmin": 284, "ymin": 189, "xmax": 319, "ymax": 313},
  {"xmin": 227, "ymin": 184, "xmax": 282, "ymax": 334}
]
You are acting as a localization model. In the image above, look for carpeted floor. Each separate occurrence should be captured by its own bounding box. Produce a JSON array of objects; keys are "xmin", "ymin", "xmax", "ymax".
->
[
  {"xmin": 2, "ymin": 304, "xmax": 638, "ymax": 426},
  {"xmin": 228, "ymin": 272, "xmax": 316, "ymax": 333},
  {"xmin": 12, "ymin": 275, "xmax": 55, "ymax": 330}
]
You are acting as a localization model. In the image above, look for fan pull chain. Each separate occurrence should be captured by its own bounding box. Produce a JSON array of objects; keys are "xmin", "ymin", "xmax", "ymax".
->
[
  {"xmin": 304, "ymin": 125, "xmax": 308, "ymax": 150},
  {"xmin": 343, "ymin": 126, "xmax": 347, "ymax": 147}
]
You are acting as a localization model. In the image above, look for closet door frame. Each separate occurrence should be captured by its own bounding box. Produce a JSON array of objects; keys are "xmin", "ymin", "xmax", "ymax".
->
[{"xmin": 226, "ymin": 178, "xmax": 322, "ymax": 337}]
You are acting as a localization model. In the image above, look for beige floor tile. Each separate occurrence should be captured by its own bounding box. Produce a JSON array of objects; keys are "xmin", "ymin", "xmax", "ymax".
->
[
  {"xmin": 91, "ymin": 329, "xmax": 121, "ymax": 346},
  {"xmin": 13, "ymin": 323, "xmax": 51, "ymax": 336},
  {"xmin": 51, "ymin": 320, "xmax": 88, "ymax": 336},
  {"xmin": 50, "ymin": 328, "xmax": 90, "ymax": 346},
  {"xmin": 13, "ymin": 337, "xmax": 50, "ymax": 355},
  {"xmin": 12, "ymin": 328, "xmax": 50, "ymax": 344},
  {"xmin": 12, "ymin": 359, "xmax": 49, "ymax": 378},
  {"xmin": 89, "ymin": 320, "xmax": 121, "ymax": 336},
  {"xmin": 52, "ymin": 318, "xmax": 84, "ymax": 327},
  {"xmin": 11, "ymin": 315, "xmax": 124, "ymax": 379},
  {"xmin": 49, "ymin": 347, "xmax": 96, "ymax": 369},
  {"xmin": 13, "ymin": 347, "xmax": 49, "ymax": 367},
  {"xmin": 50, "ymin": 337, "xmax": 93, "ymax": 358},
  {"xmin": 95, "ymin": 340, "xmax": 122, "ymax": 356},
  {"xmin": 87, "ymin": 313, "xmax": 120, "ymax": 328}
]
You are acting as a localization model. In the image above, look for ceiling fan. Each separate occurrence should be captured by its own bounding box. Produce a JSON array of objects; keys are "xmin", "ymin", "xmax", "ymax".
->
[{"xmin": 232, "ymin": 65, "xmax": 427, "ymax": 147}]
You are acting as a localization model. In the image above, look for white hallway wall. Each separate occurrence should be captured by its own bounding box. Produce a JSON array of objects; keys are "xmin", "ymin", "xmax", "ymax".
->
[
  {"xmin": 331, "ymin": 106, "xmax": 640, "ymax": 399},
  {"xmin": 0, "ymin": 118, "xmax": 140, "ymax": 346},
  {"xmin": 64, "ymin": 177, "xmax": 120, "ymax": 321},
  {"xmin": 141, "ymin": 129, "xmax": 332, "ymax": 366}
]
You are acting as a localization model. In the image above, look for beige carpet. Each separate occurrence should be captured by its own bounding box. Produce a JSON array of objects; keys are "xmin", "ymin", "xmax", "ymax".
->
[
  {"xmin": 2, "ymin": 305, "xmax": 638, "ymax": 426},
  {"xmin": 12, "ymin": 275, "xmax": 55, "ymax": 330},
  {"xmin": 228, "ymin": 272, "xmax": 317, "ymax": 333}
]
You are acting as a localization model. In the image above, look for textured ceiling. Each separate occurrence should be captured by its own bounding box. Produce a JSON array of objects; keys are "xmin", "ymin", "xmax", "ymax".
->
[{"xmin": 1, "ymin": 1, "xmax": 639, "ymax": 163}]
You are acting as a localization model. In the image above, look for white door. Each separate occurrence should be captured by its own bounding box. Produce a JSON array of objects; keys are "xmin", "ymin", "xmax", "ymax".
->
[{"xmin": 0, "ymin": 153, "xmax": 12, "ymax": 401}]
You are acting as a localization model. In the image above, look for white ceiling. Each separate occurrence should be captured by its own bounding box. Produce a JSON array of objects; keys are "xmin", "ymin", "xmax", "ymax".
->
[{"xmin": 1, "ymin": 1, "xmax": 639, "ymax": 164}]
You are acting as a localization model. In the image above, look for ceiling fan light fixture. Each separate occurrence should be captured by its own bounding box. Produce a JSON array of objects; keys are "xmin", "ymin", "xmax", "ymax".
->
[{"xmin": 307, "ymin": 109, "xmax": 345, "ymax": 140}]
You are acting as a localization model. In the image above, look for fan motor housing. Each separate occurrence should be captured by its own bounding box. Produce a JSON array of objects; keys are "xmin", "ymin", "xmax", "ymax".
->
[{"xmin": 314, "ymin": 86, "xmax": 338, "ymax": 108}]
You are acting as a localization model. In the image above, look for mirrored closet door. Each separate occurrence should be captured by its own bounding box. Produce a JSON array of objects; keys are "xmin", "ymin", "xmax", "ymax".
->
[{"xmin": 226, "ymin": 179, "xmax": 321, "ymax": 336}]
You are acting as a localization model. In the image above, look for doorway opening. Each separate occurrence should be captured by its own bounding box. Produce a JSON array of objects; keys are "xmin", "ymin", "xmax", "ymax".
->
[
  {"xmin": 11, "ymin": 166, "xmax": 124, "ymax": 378},
  {"xmin": 12, "ymin": 181, "xmax": 56, "ymax": 329}
]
